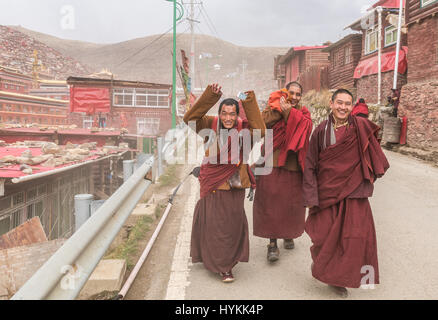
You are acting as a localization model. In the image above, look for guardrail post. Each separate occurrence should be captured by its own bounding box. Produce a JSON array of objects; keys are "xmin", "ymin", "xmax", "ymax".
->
[
  {"xmin": 74, "ymin": 194, "xmax": 93, "ymax": 232},
  {"xmin": 157, "ymin": 136, "xmax": 163, "ymax": 177},
  {"xmin": 123, "ymin": 160, "xmax": 135, "ymax": 182}
]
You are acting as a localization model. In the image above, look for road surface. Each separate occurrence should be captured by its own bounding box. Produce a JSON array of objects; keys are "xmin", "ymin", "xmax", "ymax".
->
[{"xmin": 128, "ymin": 150, "xmax": 438, "ymax": 300}]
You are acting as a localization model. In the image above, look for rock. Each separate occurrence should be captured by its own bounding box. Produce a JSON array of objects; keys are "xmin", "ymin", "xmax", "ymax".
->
[
  {"xmin": 16, "ymin": 157, "xmax": 33, "ymax": 165},
  {"xmin": 21, "ymin": 150, "xmax": 33, "ymax": 158},
  {"xmin": 42, "ymin": 142, "xmax": 61, "ymax": 155},
  {"xmin": 19, "ymin": 164, "xmax": 31, "ymax": 170},
  {"xmin": 29, "ymin": 154, "xmax": 53, "ymax": 165},
  {"xmin": 0, "ymin": 140, "xmax": 6, "ymax": 147},
  {"xmin": 22, "ymin": 168, "xmax": 33, "ymax": 175},
  {"xmin": 0, "ymin": 155, "xmax": 17, "ymax": 164},
  {"xmin": 65, "ymin": 142, "xmax": 77, "ymax": 149},
  {"xmin": 69, "ymin": 148, "xmax": 90, "ymax": 156}
]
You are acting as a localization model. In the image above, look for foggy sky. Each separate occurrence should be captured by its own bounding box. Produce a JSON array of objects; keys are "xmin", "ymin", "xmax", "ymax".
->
[{"xmin": 0, "ymin": 0, "xmax": 376, "ymax": 47}]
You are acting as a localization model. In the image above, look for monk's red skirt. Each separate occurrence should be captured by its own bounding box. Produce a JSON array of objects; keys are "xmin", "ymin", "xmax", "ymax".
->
[
  {"xmin": 190, "ymin": 189, "xmax": 249, "ymax": 273},
  {"xmin": 305, "ymin": 198, "xmax": 379, "ymax": 288},
  {"xmin": 253, "ymin": 167, "xmax": 306, "ymax": 239}
]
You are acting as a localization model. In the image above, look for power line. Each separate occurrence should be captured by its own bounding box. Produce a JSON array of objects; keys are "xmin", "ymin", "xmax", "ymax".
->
[
  {"xmin": 200, "ymin": 3, "xmax": 220, "ymax": 38},
  {"xmin": 147, "ymin": 24, "xmax": 192, "ymax": 60},
  {"xmin": 115, "ymin": 19, "xmax": 185, "ymax": 68}
]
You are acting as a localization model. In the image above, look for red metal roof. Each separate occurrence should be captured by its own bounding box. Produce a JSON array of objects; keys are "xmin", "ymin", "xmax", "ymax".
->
[
  {"xmin": 292, "ymin": 45, "xmax": 329, "ymax": 51},
  {"xmin": 0, "ymin": 127, "xmax": 120, "ymax": 136},
  {"xmin": 0, "ymin": 146, "xmax": 125, "ymax": 179},
  {"xmin": 57, "ymin": 129, "xmax": 121, "ymax": 136},
  {"xmin": 371, "ymin": 0, "xmax": 405, "ymax": 9},
  {"xmin": 0, "ymin": 128, "xmax": 56, "ymax": 134}
]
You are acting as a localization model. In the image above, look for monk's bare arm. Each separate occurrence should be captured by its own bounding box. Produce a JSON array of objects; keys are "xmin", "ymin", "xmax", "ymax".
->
[
  {"xmin": 302, "ymin": 131, "xmax": 320, "ymax": 208},
  {"xmin": 183, "ymin": 84, "xmax": 221, "ymax": 133},
  {"xmin": 241, "ymin": 91, "xmax": 266, "ymax": 137}
]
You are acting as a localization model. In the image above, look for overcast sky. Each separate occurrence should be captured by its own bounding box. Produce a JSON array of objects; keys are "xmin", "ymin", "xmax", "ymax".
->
[{"xmin": 0, "ymin": 0, "xmax": 377, "ymax": 47}]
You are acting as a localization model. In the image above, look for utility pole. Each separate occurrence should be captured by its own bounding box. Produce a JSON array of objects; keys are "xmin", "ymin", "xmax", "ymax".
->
[
  {"xmin": 239, "ymin": 59, "xmax": 248, "ymax": 81},
  {"xmin": 190, "ymin": 1, "xmax": 195, "ymax": 91},
  {"xmin": 167, "ymin": 0, "xmax": 184, "ymax": 128}
]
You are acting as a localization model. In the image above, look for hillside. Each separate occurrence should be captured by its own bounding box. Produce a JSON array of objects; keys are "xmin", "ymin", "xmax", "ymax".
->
[
  {"xmin": 9, "ymin": 26, "xmax": 288, "ymax": 100},
  {"xmin": 0, "ymin": 25, "xmax": 89, "ymax": 79}
]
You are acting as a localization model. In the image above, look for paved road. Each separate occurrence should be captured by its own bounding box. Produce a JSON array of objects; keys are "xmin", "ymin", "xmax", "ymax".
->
[{"xmin": 145, "ymin": 150, "xmax": 438, "ymax": 300}]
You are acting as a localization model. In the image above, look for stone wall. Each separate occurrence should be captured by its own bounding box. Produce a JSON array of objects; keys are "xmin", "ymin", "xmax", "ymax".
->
[
  {"xmin": 302, "ymin": 89, "xmax": 383, "ymax": 129},
  {"xmin": 407, "ymin": 15, "xmax": 438, "ymax": 82},
  {"xmin": 398, "ymin": 80, "xmax": 438, "ymax": 150},
  {"xmin": 0, "ymin": 239, "xmax": 66, "ymax": 299},
  {"xmin": 356, "ymin": 71, "xmax": 407, "ymax": 105}
]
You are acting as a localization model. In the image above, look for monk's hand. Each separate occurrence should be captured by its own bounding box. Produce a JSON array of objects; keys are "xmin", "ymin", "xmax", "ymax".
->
[
  {"xmin": 211, "ymin": 83, "xmax": 222, "ymax": 96},
  {"xmin": 280, "ymin": 96, "xmax": 292, "ymax": 113}
]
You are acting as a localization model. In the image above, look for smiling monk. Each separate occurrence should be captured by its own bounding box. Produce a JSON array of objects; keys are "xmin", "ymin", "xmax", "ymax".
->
[{"xmin": 303, "ymin": 89, "xmax": 390, "ymax": 298}]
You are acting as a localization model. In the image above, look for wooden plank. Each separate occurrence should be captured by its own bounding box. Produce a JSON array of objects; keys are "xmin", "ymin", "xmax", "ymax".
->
[{"xmin": 0, "ymin": 217, "xmax": 47, "ymax": 250}]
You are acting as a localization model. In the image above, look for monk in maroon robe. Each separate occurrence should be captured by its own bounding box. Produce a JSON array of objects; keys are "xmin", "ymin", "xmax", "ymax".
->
[
  {"xmin": 183, "ymin": 83, "xmax": 265, "ymax": 283},
  {"xmin": 253, "ymin": 81, "xmax": 313, "ymax": 262},
  {"xmin": 303, "ymin": 89, "xmax": 389, "ymax": 297}
]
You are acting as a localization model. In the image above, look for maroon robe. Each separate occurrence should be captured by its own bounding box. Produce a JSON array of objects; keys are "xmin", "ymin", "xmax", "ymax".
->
[
  {"xmin": 303, "ymin": 114, "xmax": 389, "ymax": 288},
  {"xmin": 253, "ymin": 106, "xmax": 312, "ymax": 239}
]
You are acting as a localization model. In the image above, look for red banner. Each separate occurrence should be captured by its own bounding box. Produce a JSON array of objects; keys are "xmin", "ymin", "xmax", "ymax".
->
[
  {"xmin": 354, "ymin": 46, "xmax": 408, "ymax": 79},
  {"xmin": 69, "ymin": 87, "xmax": 110, "ymax": 115}
]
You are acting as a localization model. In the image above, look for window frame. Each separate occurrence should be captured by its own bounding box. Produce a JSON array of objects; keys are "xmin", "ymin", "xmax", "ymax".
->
[
  {"xmin": 365, "ymin": 28, "xmax": 379, "ymax": 55},
  {"xmin": 113, "ymin": 88, "xmax": 170, "ymax": 109},
  {"xmin": 384, "ymin": 25, "xmax": 398, "ymax": 47},
  {"xmin": 421, "ymin": 0, "xmax": 438, "ymax": 8}
]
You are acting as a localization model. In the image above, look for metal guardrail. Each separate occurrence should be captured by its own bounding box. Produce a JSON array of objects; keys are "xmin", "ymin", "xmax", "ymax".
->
[{"xmin": 11, "ymin": 156, "xmax": 154, "ymax": 300}]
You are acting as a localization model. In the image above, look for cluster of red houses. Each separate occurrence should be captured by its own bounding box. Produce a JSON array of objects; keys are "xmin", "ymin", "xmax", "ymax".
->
[
  {"xmin": 275, "ymin": 0, "xmax": 438, "ymax": 150},
  {"xmin": 0, "ymin": 65, "xmax": 174, "ymax": 137}
]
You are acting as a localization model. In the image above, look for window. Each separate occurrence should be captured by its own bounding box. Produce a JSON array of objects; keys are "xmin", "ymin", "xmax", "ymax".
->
[
  {"xmin": 113, "ymin": 88, "xmax": 170, "ymax": 108},
  {"xmin": 12, "ymin": 192, "xmax": 24, "ymax": 206},
  {"xmin": 27, "ymin": 188, "xmax": 37, "ymax": 201},
  {"xmin": 421, "ymin": 0, "xmax": 437, "ymax": 7},
  {"xmin": 11, "ymin": 210, "xmax": 23, "ymax": 228},
  {"xmin": 113, "ymin": 89, "xmax": 134, "ymax": 106},
  {"xmin": 385, "ymin": 26, "xmax": 398, "ymax": 47},
  {"xmin": 365, "ymin": 28, "xmax": 378, "ymax": 55},
  {"xmin": 83, "ymin": 116, "xmax": 93, "ymax": 128},
  {"xmin": 0, "ymin": 196, "xmax": 11, "ymax": 211},
  {"xmin": 137, "ymin": 118, "xmax": 160, "ymax": 135},
  {"xmin": 344, "ymin": 46, "xmax": 352, "ymax": 64},
  {"xmin": 0, "ymin": 216, "xmax": 10, "ymax": 236}
]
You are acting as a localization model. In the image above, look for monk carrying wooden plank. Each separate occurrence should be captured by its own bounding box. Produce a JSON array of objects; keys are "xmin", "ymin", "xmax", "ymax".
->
[{"xmin": 184, "ymin": 83, "xmax": 265, "ymax": 283}]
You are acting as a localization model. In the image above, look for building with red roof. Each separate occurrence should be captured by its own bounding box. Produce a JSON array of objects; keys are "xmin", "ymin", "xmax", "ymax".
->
[
  {"xmin": 274, "ymin": 45, "xmax": 330, "ymax": 92},
  {"xmin": 345, "ymin": 0, "xmax": 407, "ymax": 104}
]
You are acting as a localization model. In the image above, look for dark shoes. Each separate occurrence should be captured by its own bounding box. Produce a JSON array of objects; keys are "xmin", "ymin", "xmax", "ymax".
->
[
  {"xmin": 328, "ymin": 285, "xmax": 349, "ymax": 298},
  {"xmin": 283, "ymin": 239, "xmax": 295, "ymax": 249},
  {"xmin": 267, "ymin": 244, "xmax": 280, "ymax": 262},
  {"xmin": 220, "ymin": 271, "xmax": 235, "ymax": 283}
]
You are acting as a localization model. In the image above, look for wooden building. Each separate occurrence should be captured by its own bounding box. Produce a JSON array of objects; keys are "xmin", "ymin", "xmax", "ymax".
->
[
  {"xmin": 323, "ymin": 34, "xmax": 363, "ymax": 91},
  {"xmin": 398, "ymin": 0, "xmax": 438, "ymax": 149},
  {"xmin": 0, "ymin": 145, "xmax": 133, "ymax": 239},
  {"xmin": 274, "ymin": 46, "xmax": 330, "ymax": 91},
  {"xmin": 67, "ymin": 77, "xmax": 173, "ymax": 136},
  {"xmin": 345, "ymin": 0, "xmax": 408, "ymax": 104}
]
